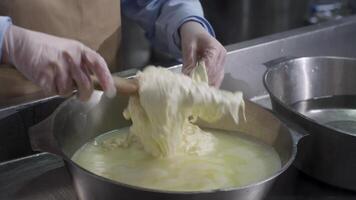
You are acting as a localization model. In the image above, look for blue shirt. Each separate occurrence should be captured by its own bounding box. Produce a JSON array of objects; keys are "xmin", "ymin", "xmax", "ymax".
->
[
  {"xmin": 0, "ymin": 16, "xmax": 11, "ymax": 60},
  {"xmin": 0, "ymin": 0, "xmax": 214, "ymax": 61}
]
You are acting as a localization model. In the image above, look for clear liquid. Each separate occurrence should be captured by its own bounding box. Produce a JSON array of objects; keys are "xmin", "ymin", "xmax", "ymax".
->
[
  {"xmin": 291, "ymin": 95, "xmax": 356, "ymax": 135},
  {"xmin": 72, "ymin": 128, "xmax": 281, "ymax": 192}
]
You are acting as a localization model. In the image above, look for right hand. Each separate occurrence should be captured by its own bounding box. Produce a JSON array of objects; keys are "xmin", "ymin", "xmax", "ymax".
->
[
  {"xmin": 2, "ymin": 25, "xmax": 116, "ymax": 101},
  {"xmin": 180, "ymin": 21, "xmax": 226, "ymax": 88}
]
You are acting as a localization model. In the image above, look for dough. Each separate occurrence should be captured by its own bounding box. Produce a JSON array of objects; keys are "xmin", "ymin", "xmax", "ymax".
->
[
  {"xmin": 123, "ymin": 63, "xmax": 245, "ymax": 157},
  {"xmin": 71, "ymin": 64, "xmax": 282, "ymax": 191}
]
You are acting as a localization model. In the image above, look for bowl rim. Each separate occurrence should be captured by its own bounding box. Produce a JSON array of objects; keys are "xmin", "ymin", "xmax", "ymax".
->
[
  {"xmin": 54, "ymin": 92, "xmax": 298, "ymax": 195},
  {"xmin": 263, "ymin": 56, "xmax": 356, "ymax": 138}
]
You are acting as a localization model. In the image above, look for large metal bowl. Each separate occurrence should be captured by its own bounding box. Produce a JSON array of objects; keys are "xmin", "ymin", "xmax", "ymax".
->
[
  {"xmin": 28, "ymin": 71, "xmax": 303, "ymax": 200},
  {"xmin": 264, "ymin": 56, "xmax": 356, "ymax": 191}
]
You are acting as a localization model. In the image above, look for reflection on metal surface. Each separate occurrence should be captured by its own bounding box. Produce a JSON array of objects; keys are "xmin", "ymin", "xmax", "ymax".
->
[
  {"xmin": 0, "ymin": 153, "xmax": 76, "ymax": 200},
  {"xmin": 307, "ymin": 0, "xmax": 352, "ymax": 24},
  {"xmin": 292, "ymin": 95, "xmax": 356, "ymax": 135},
  {"xmin": 0, "ymin": 98, "xmax": 64, "ymax": 162},
  {"xmin": 222, "ymin": 15, "xmax": 356, "ymax": 101},
  {"xmin": 202, "ymin": 0, "xmax": 310, "ymax": 45}
]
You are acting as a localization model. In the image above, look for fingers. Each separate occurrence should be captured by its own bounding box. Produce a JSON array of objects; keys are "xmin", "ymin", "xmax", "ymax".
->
[
  {"xmin": 63, "ymin": 51, "xmax": 93, "ymax": 101},
  {"xmin": 182, "ymin": 42, "xmax": 198, "ymax": 76},
  {"xmin": 180, "ymin": 21, "xmax": 201, "ymax": 75},
  {"xmin": 82, "ymin": 48, "xmax": 116, "ymax": 98},
  {"xmin": 210, "ymin": 46, "xmax": 226, "ymax": 87},
  {"xmin": 53, "ymin": 58, "xmax": 75, "ymax": 97},
  {"xmin": 200, "ymin": 48, "xmax": 223, "ymax": 87},
  {"xmin": 200, "ymin": 41, "xmax": 226, "ymax": 87},
  {"xmin": 37, "ymin": 64, "xmax": 57, "ymax": 95},
  {"xmin": 60, "ymin": 45, "xmax": 117, "ymax": 101},
  {"xmin": 182, "ymin": 28, "xmax": 226, "ymax": 88}
]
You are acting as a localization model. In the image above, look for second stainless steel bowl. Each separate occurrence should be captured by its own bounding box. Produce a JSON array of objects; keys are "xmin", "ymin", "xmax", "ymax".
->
[{"xmin": 264, "ymin": 56, "xmax": 356, "ymax": 191}]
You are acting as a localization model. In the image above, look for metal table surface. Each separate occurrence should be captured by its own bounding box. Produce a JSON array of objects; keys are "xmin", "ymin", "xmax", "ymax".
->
[{"xmin": 1, "ymin": 15, "xmax": 356, "ymax": 200}]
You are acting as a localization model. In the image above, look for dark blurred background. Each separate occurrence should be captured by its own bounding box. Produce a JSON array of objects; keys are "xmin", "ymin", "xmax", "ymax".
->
[
  {"xmin": 201, "ymin": 0, "xmax": 310, "ymax": 45},
  {"xmin": 202, "ymin": 0, "xmax": 356, "ymax": 45},
  {"xmin": 121, "ymin": 0, "xmax": 356, "ymax": 70}
]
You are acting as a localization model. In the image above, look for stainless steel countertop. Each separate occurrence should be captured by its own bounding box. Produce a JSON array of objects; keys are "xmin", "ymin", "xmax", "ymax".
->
[{"xmin": 1, "ymin": 15, "xmax": 356, "ymax": 200}]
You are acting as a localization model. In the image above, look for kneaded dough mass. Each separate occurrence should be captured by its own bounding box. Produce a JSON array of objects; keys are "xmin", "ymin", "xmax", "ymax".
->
[
  {"xmin": 123, "ymin": 63, "xmax": 245, "ymax": 157},
  {"xmin": 71, "ymin": 64, "xmax": 281, "ymax": 191}
]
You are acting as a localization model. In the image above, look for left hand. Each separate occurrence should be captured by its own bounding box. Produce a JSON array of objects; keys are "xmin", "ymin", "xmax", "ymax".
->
[
  {"xmin": 180, "ymin": 21, "xmax": 226, "ymax": 87},
  {"xmin": 2, "ymin": 25, "xmax": 117, "ymax": 101}
]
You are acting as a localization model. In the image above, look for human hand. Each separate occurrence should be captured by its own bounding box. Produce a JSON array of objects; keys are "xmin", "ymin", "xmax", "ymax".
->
[
  {"xmin": 2, "ymin": 25, "xmax": 116, "ymax": 101},
  {"xmin": 180, "ymin": 21, "xmax": 226, "ymax": 87}
]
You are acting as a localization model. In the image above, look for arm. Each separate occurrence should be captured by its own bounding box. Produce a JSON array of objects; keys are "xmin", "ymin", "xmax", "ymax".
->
[
  {"xmin": 0, "ymin": 16, "xmax": 12, "ymax": 62},
  {"xmin": 122, "ymin": 0, "xmax": 213, "ymax": 58},
  {"xmin": 122, "ymin": 0, "xmax": 226, "ymax": 87}
]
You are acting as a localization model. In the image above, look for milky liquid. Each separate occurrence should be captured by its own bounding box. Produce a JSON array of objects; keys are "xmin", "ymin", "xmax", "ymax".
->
[{"xmin": 72, "ymin": 127, "xmax": 281, "ymax": 191}]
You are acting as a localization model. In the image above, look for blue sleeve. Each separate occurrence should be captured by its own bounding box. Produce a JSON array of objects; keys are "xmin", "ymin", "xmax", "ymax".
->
[
  {"xmin": 0, "ymin": 16, "xmax": 12, "ymax": 61},
  {"xmin": 121, "ymin": 0, "xmax": 215, "ymax": 59}
]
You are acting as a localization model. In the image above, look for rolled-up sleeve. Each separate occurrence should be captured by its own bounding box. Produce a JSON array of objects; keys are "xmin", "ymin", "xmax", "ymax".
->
[
  {"xmin": 0, "ymin": 16, "xmax": 12, "ymax": 61},
  {"xmin": 122, "ymin": 0, "xmax": 215, "ymax": 58}
]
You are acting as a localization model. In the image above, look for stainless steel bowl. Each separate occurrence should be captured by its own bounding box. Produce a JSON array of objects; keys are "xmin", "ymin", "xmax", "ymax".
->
[
  {"xmin": 264, "ymin": 56, "xmax": 356, "ymax": 191},
  {"xmin": 28, "ymin": 78, "xmax": 303, "ymax": 200}
]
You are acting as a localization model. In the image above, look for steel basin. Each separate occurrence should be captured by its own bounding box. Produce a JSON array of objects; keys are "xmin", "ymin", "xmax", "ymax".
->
[
  {"xmin": 28, "ymin": 71, "xmax": 303, "ymax": 200},
  {"xmin": 264, "ymin": 56, "xmax": 356, "ymax": 191}
]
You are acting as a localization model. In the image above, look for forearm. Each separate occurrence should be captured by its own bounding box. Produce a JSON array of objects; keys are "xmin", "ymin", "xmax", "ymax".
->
[
  {"xmin": 156, "ymin": 0, "xmax": 215, "ymax": 58},
  {"xmin": 0, "ymin": 16, "xmax": 12, "ymax": 64}
]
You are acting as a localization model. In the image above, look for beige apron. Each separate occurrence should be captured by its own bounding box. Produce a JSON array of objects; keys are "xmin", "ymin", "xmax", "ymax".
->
[{"xmin": 0, "ymin": 0, "xmax": 122, "ymax": 97}]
